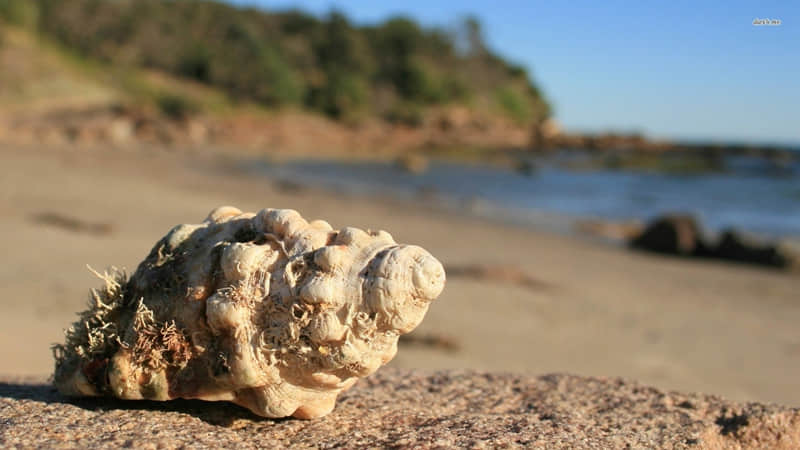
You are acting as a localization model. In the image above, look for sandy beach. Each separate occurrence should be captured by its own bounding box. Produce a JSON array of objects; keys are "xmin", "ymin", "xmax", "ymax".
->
[{"xmin": 1, "ymin": 143, "xmax": 799, "ymax": 407}]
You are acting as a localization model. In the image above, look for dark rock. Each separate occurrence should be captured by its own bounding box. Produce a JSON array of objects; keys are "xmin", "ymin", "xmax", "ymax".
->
[
  {"xmin": 713, "ymin": 230, "xmax": 791, "ymax": 268},
  {"xmin": 514, "ymin": 159, "xmax": 537, "ymax": 176},
  {"xmin": 629, "ymin": 214, "xmax": 710, "ymax": 256},
  {"xmin": 630, "ymin": 217, "xmax": 797, "ymax": 270}
]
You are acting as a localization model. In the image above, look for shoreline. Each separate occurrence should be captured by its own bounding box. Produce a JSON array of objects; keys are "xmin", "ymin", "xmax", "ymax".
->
[
  {"xmin": 237, "ymin": 154, "xmax": 800, "ymax": 243},
  {"xmin": 3, "ymin": 101, "xmax": 798, "ymax": 167}
]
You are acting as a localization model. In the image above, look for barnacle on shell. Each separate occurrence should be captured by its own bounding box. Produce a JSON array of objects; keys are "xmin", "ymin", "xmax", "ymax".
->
[{"xmin": 52, "ymin": 206, "xmax": 446, "ymax": 418}]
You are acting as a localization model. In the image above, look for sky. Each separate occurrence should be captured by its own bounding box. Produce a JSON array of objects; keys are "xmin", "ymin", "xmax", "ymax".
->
[{"xmin": 227, "ymin": 0, "xmax": 800, "ymax": 145}]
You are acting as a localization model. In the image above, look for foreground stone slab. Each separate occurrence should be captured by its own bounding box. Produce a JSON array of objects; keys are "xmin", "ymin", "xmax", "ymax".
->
[{"xmin": 1, "ymin": 370, "xmax": 798, "ymax": 448}]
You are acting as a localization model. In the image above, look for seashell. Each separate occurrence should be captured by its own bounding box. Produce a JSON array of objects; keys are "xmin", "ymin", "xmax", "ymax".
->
[{"xmin": 52, "ymin": 206, "xmax": 445, "ymax": 419}]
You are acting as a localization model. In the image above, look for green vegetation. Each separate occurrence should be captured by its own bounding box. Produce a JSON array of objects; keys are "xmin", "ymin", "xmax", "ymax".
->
[
  {"xmin": 2, "ymin": 0, "xmax": 550, "ymax": 125},
  {"xmin": 0, "ymin": 0, "xmax": 38, "ymax": 28},
  {"xmin": 496, "ymin": 86, "xmax": 534, "ymax": 124},
  {"xmin": 156, "ymin": 93, "xmax": 199, "ymax": 120}
]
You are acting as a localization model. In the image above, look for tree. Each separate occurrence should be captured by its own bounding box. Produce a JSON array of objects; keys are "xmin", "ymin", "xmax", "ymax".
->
[{"xmin": 464, "ymin": 16, "xmax": 487, "ymax": 57}]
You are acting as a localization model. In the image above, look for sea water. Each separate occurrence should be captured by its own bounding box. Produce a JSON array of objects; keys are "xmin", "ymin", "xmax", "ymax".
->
[{"xmin": 246, "ymin": 155, "xmax": 800, "ymax": 238}]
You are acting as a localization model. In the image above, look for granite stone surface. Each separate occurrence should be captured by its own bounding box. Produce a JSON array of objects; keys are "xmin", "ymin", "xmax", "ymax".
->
[{"xmin": 1, "ymin": 370, "xmax": 798, "ymax": 449}]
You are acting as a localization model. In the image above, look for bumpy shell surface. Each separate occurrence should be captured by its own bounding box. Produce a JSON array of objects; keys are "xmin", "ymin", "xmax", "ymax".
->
[{"xmin": 53, "ymin": 206, "xmax": 445, "ymax": 418}]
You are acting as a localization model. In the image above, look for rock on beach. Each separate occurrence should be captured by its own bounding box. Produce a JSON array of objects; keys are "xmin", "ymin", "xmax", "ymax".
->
[{"xmin": 1, "ymin": 369, "xmax": 798, "ymax": 448}]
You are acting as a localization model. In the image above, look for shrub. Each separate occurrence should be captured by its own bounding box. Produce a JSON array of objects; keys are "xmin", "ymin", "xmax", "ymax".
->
[
  {"xmin": 495, "ymin": 86, "xmax": 532, "ymax": 123},
  {"xmin": 29, "ymin": 0, "xmax": 550, "ymax": 125},
  {"xmin": 0, "ymin": 0, "xmax": 39, "ymax": 27},
  {"xmin": 385, "ymin": 102, "xmax": 424, "ymax": 127},
  {"xmin": 309, "ymin": 71, "xmax": 368, "ymax": 119},
  {"xmin": 156, "ymin": 93, "xmax": 199, "ymax": 120},
  {"xmin": 178, "ymin": 45, "xmax": 212, "ymax": 83}
]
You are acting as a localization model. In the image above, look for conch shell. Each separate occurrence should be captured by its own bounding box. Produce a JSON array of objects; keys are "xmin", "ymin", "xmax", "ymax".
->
[{"xmin": 52, "ymin": 206, "xmax": 445, "ymax": 418}]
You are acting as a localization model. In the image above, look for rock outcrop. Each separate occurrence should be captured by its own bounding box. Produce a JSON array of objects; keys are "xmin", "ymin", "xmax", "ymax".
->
[
  {"xmin": 629, "ymin": 214, "xmax": 709, "ymax": 257},
  {"xmin": 630, "ymin": 215, "xmax": 798, "ymax": 270},
  {"xmin": 1, "ymin": 370, "xmax": 798, "ymax": 448},
  {"xmin": 715, "ymin": 230, "xmax": 793, "ymax": 269}
]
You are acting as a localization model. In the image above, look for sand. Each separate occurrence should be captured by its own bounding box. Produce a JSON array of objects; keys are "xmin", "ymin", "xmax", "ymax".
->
[
  {"xmin": 2, "ymin": 370, "xmax": 799, "ymax": 448},
  {"xmin": 1, "ymin": 143, "xmax": 799, "ymax": 410}
]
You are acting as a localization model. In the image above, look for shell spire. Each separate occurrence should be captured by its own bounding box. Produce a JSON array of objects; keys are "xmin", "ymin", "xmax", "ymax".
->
[{"xmin": 52, "ymin": 206, "xmax": 445, "ymax": 418}]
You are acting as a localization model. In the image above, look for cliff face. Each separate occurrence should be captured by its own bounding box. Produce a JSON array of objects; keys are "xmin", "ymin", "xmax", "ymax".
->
[{"xmin": 2, "ymin": 370, "xmax": 798, "ymax": 448}]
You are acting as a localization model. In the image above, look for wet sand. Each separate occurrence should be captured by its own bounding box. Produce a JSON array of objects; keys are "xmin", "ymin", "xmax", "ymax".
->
[{"xmin": 1, "ymin": 144, "xmax": 799, "ymax": 406}]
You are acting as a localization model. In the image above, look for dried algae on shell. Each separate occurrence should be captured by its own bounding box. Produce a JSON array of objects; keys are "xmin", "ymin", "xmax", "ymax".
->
[{"xmin": 52, "ymin": 206, "xmax": 446, "ymax": 419}]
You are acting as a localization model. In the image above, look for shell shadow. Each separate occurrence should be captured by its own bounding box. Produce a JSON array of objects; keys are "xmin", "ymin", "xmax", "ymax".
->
[{"xmin": 0, "ymin": 381, "xmax": 277, "ymax": 427}]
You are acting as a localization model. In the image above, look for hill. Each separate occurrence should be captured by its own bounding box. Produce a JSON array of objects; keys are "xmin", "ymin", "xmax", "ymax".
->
[{"xmin": 1, "ymin": 0, "xmax": 550, "ymax": 127}]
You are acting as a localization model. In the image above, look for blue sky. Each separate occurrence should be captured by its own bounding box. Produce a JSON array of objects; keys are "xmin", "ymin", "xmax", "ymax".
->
[{"xmin": 227, "ymin": 1, "xmax": 799, "ymax": 145}]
